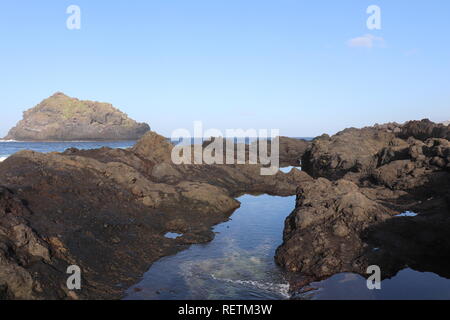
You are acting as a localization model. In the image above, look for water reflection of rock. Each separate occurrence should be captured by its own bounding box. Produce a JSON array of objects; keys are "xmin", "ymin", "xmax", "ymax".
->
[{"xmin": 298, "ymin": 269, "xmax": 450, "ymax": 300}]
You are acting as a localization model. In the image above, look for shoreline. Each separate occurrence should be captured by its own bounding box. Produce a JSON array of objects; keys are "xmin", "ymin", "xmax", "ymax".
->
[
  {"xmin": 1, "ymin": 120, "xmax": 450, "ymax": 299},
  {"xmin": 0, "ymin": 132, "xmax": 309, "ymax": 299}
]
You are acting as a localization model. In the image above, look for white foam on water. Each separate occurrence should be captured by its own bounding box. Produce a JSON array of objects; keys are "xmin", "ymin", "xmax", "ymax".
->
[
  {"xmin": 0, "ymin": 156, "xmax": 9, "ymax": 162},
  {"xmin": 211, "ymin": 274, "xmax": 291, "ymax": 298}
]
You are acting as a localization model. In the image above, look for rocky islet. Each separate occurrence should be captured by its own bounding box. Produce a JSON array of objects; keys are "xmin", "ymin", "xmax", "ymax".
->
[{"xmin": 4, "ymin": 93, "xmax": 150, "ymax": 141}]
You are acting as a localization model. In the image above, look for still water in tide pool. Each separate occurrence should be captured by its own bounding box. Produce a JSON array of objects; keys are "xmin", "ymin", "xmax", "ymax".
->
[
  {"xmin": 126, "ymin": 194, "xmax": 295, "ymax": 300},
  {"xmin": 126, "ymin": 192, "xmax": 450, "ymax": 300}
]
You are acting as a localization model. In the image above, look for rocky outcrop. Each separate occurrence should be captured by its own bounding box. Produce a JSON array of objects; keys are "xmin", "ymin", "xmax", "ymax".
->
[
  {"xmin": 276, "ymin": 174, "xmax": 450, "ymax": 283},
  {"xmin": 0, "ymin": 130, "xmax": 311, "ymax": 299},
  {"xmin": 277, "ymin": 137, "xmax": 310, "ymax": 167},
  {"xmin": 276, "ymin": 119, "xmax": 450, "ymax": 288},
  {"xmin": 275, "ymin": 179, "xmax": 400, "ymax": 278},
  {"xmin": 4, "ymin": 93, "xmax": 150, "ymax": 141},
  {"xmin": 201, "ymin": 136, "xmax": 310, "ymax": 167},
  {"xmin": 398, "ymin": 119, "xmax": 450, "ymax": 141},
  {"xmin": 301, "ymin": 127, "xmax": 396, "ymax": 180},
  {"xmin": 0, "ymin": 187, "xmax": 55, "ymax": 299},
  {"xmin": 301, "ymin": 119, "xmax": 450, "ymax": 181}
]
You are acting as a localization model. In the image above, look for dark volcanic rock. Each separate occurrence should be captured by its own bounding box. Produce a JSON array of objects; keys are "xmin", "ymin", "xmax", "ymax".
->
[
  {"xmin": 399, "ymin": 119, "xmax": 450, "ymax": 141},
  {"xmin": 278, "ymin": 137, "xmax": 310, "ymax": 167},
  {"xmin": 0, "ymin": 130, "xmax": 312, "ymax": 299},
  {"xmin": 4, "ymin": 92, "xmax": 150, "ymax": 141},
  {"xmin": 276, "ymin": 119, "xmax": 450, "ymax": 289},
  {"xmin": 202, "ymin": 136, "xmax": 310, "ymax": 167},
  {"xmin": 275, "ymin": 174, "xmax": 450, "ymax": 282},
  {"xmin": 248, "ymin": 136, "xmax": 310, "ymax": 167},
  {"xmin": 302, "ymin": 127, "xmax": 396, "ymax": 180},
  {"xmin": 0, "ymin": 187, "xmax": 58, "ymax": 299},
  {"xmin": 275, "ymin": 178, "xmax": 399, "ymax": 278}
]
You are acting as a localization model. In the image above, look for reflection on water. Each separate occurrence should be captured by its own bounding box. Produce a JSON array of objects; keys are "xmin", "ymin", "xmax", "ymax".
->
[
  {"xmin": 301, "ymin": 269, "xmax": 450, "ymax": 300},
  {"xmin": 125, "ymin": 194, "xmax": 295, "ymax": 300},
  {"xmin": 125, "ymin": 193, "xmax": 450, "ymax": 300}
]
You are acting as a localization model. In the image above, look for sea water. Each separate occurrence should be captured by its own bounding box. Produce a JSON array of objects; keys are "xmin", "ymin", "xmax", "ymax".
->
[{"xmin": 0, "ymin": 140, "xmax": 137, "ymax": 161}]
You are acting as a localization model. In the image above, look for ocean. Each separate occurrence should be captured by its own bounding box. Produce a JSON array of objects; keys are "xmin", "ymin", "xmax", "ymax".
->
[
  {"xmin": 0, "ymin": 137, "xmax": 314, "ymax": 162},
  {"xmin": 0, "ymin": 140, "xmax": 137, "ymax": 162}
]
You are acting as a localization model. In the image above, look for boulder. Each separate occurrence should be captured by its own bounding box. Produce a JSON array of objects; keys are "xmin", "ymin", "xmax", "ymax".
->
[
  {"xmin": 302, "ymin": 127, "xmax": 395, "ymax": 180},
  {"xmin": 275, "ymin": 178, "xmax": 397, "ymax": 278},
  {"xmin": 398, "ymin": 119, "xmax": 450, "ymax": 141}
]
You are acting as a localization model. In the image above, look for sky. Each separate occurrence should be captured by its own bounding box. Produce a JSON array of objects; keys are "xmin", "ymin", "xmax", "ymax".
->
[{"xmin": 1, "ymin": 0, "xmax": 450, "ymax": 138}]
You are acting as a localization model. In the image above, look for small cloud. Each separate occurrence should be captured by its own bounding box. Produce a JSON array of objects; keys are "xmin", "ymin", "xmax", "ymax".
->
[{"xmin": 347, "ymin": 34, "xmax": 385, "ymax": 48}]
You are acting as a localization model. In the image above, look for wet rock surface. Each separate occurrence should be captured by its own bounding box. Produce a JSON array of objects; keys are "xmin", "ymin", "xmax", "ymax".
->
[
  {"xmin": 0, "ymin": 131, "xmax": 310, "ymax": 299},
  {"xmin": 276, "ymin": 119, "xmax": 450, "ymax": 287}
]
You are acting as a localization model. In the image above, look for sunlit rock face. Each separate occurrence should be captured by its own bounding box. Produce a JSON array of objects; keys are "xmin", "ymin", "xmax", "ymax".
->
[{"xmin": 4, "ymin": 92, "xmax": 150, "ymax": 141}]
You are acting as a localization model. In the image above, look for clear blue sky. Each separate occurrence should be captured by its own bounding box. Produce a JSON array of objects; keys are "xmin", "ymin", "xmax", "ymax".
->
[{"xmin": 1, "ymin": 0, "xmax": 449, "ymax": 137}]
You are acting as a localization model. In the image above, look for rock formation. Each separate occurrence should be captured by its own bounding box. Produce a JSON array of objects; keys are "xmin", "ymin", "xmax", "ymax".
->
[
  {"xmin": 0, "ymin": 130, "xmax": 311, "ymax": 299},
  {"xmin": 276, "ymin": 119, "xmax": 450, "ymax": 289},
  {"xmin": 275, "ymin": 179, "xmax": 399, "ymax": 278},
  {"xmin": 301, "ymin": 127, "xmax": 396, "ymax": 180},
  {"xmin": 4, "ymin": 93, "xmax": 150, "ymax": 141},
  {"xmin": 202, "ymin": 136, "xmax": 310, "ymax": 168},
  {"xmin": 2, "ymin": 114, "xmax": 450, "ymax": 299},
  {"xmin": 274, "ymin": 137, "xmax": 310, "ymax": 167},
  {"xmin": 398, "ymin": 119, "xmax": 450, "ymax": 141}
]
